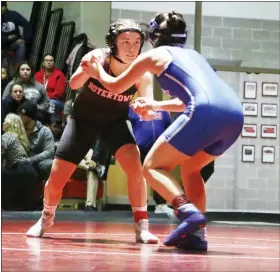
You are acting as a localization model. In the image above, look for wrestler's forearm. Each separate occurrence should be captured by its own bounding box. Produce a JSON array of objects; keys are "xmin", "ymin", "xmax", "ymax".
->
[
  {"xmin": 97, "ymin": 64, "xmax": 124, "ymax": 94},
  {"xmin": 70, "ymin": 67, "xmax": 89, "ymax": 90}
]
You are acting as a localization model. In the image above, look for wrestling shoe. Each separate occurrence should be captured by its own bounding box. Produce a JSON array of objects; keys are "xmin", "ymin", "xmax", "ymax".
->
[
  {"xmin": 175, "ymin": 226, "xmax": 208, "ymax": 251},
  {"xmin": 164, "ymin": 203, "xmax": 207, "ymax": 246},
  {"xmin": 26, "ymin": 212, "xmax": 55, "ymax": 237},
  {"xmin": 135, "ymin": 219, "xmax": 160, "ymax": 244}
]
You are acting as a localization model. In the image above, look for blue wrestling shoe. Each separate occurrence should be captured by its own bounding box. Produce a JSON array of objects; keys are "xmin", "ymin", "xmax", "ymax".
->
[
  {"xmin": 164, "ymin": 203, "xmax": 207, "ymax": 247},
  {"xmin": 175, "ymin": 227, "xmax": 208, "ymax": 251}
]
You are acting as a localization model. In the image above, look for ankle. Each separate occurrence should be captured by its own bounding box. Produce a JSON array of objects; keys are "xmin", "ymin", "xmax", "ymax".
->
[
  {"xmin": 172, "ymin": 194, "xmax": 190, "ymax": 210},
  {"xmin": 132, "ymin": 206, "xmax": 148, "ymax": 223},
  {"xmin": 43, "ymin": 203, "xmax": 57, "ymax": 216}
]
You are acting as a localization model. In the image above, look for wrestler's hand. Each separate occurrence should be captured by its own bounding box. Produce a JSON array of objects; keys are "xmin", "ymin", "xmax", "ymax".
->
[
  {"xmin": 131, "ymin": 100, "xmax": 146, "ymax": 115},
  {"xmin": 80, "ymin": 54, "xmax": 94, "ymax": 67},
  {"xmin": 81, "ymin": 56, "xmax": 100, "ymax": 79},
  {"xmin": 131, "ymin": 100, "xmax": 156, "ymax": 121},
  {"xmin": 134, "ymin": 97, "xmax": 154, "ymax": 111}
]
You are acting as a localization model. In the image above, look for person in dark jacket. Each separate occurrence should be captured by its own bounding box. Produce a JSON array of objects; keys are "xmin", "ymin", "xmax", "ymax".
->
[
  {"xmin": 1, "ymin": 1, "xmax": 32, "ymax": 62},
  {"xmin": 17, "ymin": 101, "xmax": 55, "ymax": 181}
]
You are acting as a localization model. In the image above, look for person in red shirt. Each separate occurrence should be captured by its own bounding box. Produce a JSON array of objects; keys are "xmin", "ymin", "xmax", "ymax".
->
[{"xmin": 35, "ymin": 54, "xmax": 66, "ymax": 114}]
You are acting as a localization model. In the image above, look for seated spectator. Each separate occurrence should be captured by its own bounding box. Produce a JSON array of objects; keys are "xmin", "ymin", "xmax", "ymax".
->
[
  {"xmin": 2, "ymin": 61, "xmax": 50, "ymax": 123},
  {"xmin": 48, "ymin": 114, "xmax": 63, "ymax": 150},
  {"xmin": 62, "ymin": 90, "xmax": 81, "ymax": 126},
  {"xmin": 17, "ymin": 100, "xmax": 55, "ymax": 182},
  {"xmin": 75, "ymin": 148, "xmax": 98, "ymax": 211},
  {"xmin": 84, "ymin": 138, "xmax": 109, "ymax": 211},
  {"xmin": 1, "ymin": 66, "xmax": 10, "ymax": 95},
  {"xmin": 1, "ymin": 53, "xmax": 17, "ymax": 80},
  {"xmin": 1, "ymin": 1, "xmax": 32, "ymax": 62},
  {"xmin": 63, "ymin": 98, "xmax": 73, "ymax": 126},
  {"xmin": 2, "ymin": 83, "xmax": 27, "ymax": 125},
  {"xmin": 1, "ymin": 113, "xmax": 38, "ymax": 210},
  {"xmin": 90, "ymin": 139, "xmax": 112, "ymax": 211},
  {"xmin": 71, "ymin": 137, "xmax": 110, "ymax": 212},
  {"xmin": 35, "ymin": 54, "xmax": 66, "ymax": 114}
]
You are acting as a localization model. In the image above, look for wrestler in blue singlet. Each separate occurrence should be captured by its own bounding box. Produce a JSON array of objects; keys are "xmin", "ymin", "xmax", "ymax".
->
[{"xmin": 157, "ymin": 46, "xmax": 244, "ymax": 156}]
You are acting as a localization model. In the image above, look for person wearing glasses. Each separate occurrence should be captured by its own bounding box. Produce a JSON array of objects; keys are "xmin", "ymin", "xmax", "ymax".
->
[{"xmin": 35, "ymin": 54, "xmax": 66, "ymax": 114}]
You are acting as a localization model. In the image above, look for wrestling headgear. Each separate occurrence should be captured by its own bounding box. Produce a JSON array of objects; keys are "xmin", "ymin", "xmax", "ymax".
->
[
  {"xmin": 105, "ymin": 20, "xmax": 145, "ymax": 64},
  {"xmin": 148, "ymin": 16, "xmax": 188, "ymax": 48}
]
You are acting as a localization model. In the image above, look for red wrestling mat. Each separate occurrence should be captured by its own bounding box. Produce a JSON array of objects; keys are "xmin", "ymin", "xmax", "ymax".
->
[{"xmin": 2, "ymin": 220, "xmax": 279, "ymax": 272}]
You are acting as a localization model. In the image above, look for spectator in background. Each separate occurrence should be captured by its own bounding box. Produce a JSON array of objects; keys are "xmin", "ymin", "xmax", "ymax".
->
[
  {"xmin": 2, "ymin": 83, "xmax": 27, "ymax": 125},
  {"xmin": 62, "ymin": 90, "xmax": 81, "ymax": 127},
  {"xmin": 1, "ymin": 1, "xmax": 32, "ymax": 62},
  {"xmin": 63, "ymin": 98, "xmax": 73, "ymax": 122},
  {"xmin": 2, "ymin": 61, "xmax": 50, "ymax": 123},
  {"xmin": 84, "ymin": 138, "xmax": 110, "ymax": 211},
  {"xmin": 2, "ymin": 113, "xmax": 38, "ymax": 210},
  {"xmin": 1, "ymin": 67, "xmax": 10, "ymax": 95},
  {"xmin": 75, "ymin": 148, "xmax": 98, "ymax": 211},
  {"xmin": 35, "ymin": 54, "xmax": 66, "ymax": 114},
  {"xmin": 48, "ymin": 114, "xmax": 63, "ymax": 150},
  {"xmin": 17, "ymin": 100, "xmax": 55, "ymax": 182}
]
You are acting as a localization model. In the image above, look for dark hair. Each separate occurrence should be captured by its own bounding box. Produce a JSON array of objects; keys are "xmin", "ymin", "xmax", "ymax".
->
[
  {"xmin": 50, "ymin": 114, "xmax": 63, "ymax": 127},
  {"xmin": 9, "ymin": 82, "xmax": 24, "ymax": 94},
  {"xmin": 17, "ymin": 100, "xmax": 38, "ymax": 121},
  {"xmin": 149, "ymin": 11, "xmax": 187, "ymax": 47},
  {"xmin": 105, "ymin": 19, "xmax": 145, "ymax": 58},
  {"xmin": 43, "ymin": 53, "xmax": 55, "ymax": 61},
  {"xmin": 41, "ymin": 53, "xmax": 55, "ymax": 68},
  {"xmin": 14, "ymin": 61, "xmax": 35, "ymax": 84}
]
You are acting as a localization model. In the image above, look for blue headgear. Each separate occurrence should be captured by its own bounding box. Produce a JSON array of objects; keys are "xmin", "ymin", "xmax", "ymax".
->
[{"xmin": 148, "ymin": 18, "xmax": 188, "ymax": 47}]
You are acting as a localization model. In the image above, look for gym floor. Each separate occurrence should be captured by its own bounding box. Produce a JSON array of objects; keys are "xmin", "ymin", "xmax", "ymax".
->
[{"xmin": 2, "ymin": 211, "xmax": 279, "ymax": 272}]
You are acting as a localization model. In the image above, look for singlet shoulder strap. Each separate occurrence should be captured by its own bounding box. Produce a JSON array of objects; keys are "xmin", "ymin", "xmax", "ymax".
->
[{"xmin": 100, "ymin": 48, "xmax": 111, "ymax": 73}]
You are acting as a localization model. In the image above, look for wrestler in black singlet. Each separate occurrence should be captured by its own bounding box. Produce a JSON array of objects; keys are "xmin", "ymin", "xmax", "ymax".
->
[{"xmin": 56, "ymin": 49, "xmax": 138, "ymax": 164}]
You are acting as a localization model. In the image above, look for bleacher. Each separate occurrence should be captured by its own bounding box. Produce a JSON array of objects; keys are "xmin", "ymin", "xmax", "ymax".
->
[{"xmin": 1, "ymin": 1, "xmax": 104, "ymax": 212}]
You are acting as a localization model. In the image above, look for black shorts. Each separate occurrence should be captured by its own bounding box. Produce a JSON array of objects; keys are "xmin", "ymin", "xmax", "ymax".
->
[{"xmin": 56, "ymin": 116, "xmax": 136, "ymax": 164}]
